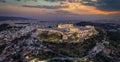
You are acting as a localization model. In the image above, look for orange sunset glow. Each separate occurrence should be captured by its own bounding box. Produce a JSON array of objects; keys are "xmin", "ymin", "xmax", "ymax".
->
[{"xmin": 0, "ymin": 0, "xmax": 120, "ymax": 21}]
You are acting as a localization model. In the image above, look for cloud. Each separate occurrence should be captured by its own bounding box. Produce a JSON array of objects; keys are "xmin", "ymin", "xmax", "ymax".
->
[
  {"xmin": 0, "ymin": 5, "xmax": 120, "ymax": 21},
  {"xmin": 80, "ymin": 0, "xmax": 120, "ymax": 11},
  {"xmin": 59, "ymin": 2, "xmax": 120, "ymax": 15},
  {"xmin": 23, "ymin": 5, "xmax": 69, "ymax": 9},
  {"xmin": 22, "ymin": 5, "xmax": 75, "ymax": 15},
  {"xmin": 55, "ymin": 10, "xmax": 73, "ymax": 15},
  {"xmin": 0, "ymin": 0, "xmax": 6, "ymax": 3},
  {"xmin": 97, "ymin": 0, "xmax": 120, "ymax": 11},
  {"xmin": 44, "ymin": 0, "xmax": 120, "ymax": 11},
  {"xmin": 1, "ymin": 0, "xmax": 120, "ymax": 12},
  {"xmin": 16, "ymin": 0, "xmax": 21, "ymax": 1},
  {"xmin": 0, "ymin": 0, "xmax": 38, "ymax": 3},
  {"xmin": 0, "ymin": 0, "xmax": 120, "ymax": 16},
  {"xmin": 22, "ymin": 1, "xmax": 119, "ymax": 15},
  {"xmin": 44, "ymin": 0, "xmax": 79, "ymax": 3}
]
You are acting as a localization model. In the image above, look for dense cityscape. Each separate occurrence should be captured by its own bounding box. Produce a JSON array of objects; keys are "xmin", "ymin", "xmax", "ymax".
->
[{"xmin": 0, "ymin": 21, "xmax": 120, "ymax": 62}]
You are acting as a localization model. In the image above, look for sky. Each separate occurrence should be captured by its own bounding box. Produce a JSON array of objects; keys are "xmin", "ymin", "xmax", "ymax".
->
[{"xmin": 0, "ymin": 0, "xmax": 120, "ymax": 21}]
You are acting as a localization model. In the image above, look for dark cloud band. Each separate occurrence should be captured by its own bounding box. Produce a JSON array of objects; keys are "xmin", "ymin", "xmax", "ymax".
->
[
  {"xmin": 80, "ymin": 0, "xmax": 120, "ymax": 11},
  {"xmin": 23, "ymin": 5, "xmax": 69, "ymax": 9}
]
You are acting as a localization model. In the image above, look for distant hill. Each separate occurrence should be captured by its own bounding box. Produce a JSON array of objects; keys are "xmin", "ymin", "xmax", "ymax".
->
[{"xmin": 0, "ymin": 16, "xmax": 34, "ymax": 21}]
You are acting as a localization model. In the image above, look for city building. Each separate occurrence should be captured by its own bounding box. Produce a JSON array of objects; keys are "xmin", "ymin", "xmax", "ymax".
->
[
  {"xmin": 57, "ymin": 24, "xmax": 73, "ymax": 28},
  {"xmin": 57, "ymin": 24, "xmax": 79, "ymax": 32}
]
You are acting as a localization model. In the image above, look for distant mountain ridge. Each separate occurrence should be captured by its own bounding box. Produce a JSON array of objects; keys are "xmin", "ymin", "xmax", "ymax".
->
[{"xmin": 0, "ymin": 16, "xmax": 34, "ymax": 21}]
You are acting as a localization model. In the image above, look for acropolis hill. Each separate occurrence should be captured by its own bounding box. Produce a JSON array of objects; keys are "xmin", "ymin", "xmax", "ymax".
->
[{"xmin": 36, "ymin": 24, "xmax": 98, "ymax": 43}]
